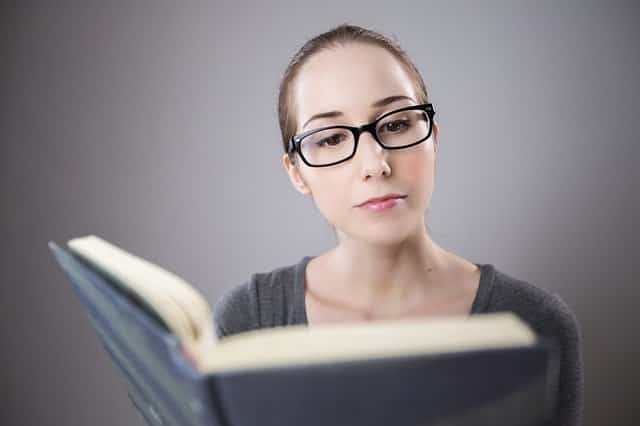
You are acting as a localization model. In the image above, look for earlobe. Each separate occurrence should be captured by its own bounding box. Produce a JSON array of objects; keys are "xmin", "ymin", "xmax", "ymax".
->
[
  {"xmin": 295, "ymin": 177, "xmax": 311, "ymax": 195},
  {"xmin": 432, "ymin": 119, "xmax": 439, "ymax": 153},
  {"xmin": 282, "ymin": 153, "xmax": 311, "ymax": 195},
  {"xmin": 298, "ymin": 182, "xmax": 310, "ymax": 194},
  {"xmin": 294, "ymin": 170, "xmax": 311, "ymax": 194}
]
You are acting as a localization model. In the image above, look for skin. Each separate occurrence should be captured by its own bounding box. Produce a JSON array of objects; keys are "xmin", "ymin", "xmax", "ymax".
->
[{"xmin": 282, "ymin": 43, "xmax": 481, "ymax": 323}]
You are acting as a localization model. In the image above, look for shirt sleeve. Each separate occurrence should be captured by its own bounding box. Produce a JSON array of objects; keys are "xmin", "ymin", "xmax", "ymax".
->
[
  {"xmin": 549, "ymin": 293, "xmax": 584, "ymax": 426},
  {"xmin": 484, "ymin": 269, "xmax": 585, "ymax": 426}
]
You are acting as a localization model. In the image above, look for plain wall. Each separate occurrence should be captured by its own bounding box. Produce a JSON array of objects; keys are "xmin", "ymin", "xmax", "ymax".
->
[{"xmin": 2, "ymin": 2, "xmax": 638, "ymax": 425}]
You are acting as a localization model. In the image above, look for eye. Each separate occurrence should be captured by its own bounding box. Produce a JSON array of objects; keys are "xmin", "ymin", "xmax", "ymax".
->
[
  {"xmin": 315, "ymin": 133, "xmax": 346, "ymax": 147},
  {"xmin": 382, "ymin": 119, "xmax": 410, "ymax": 133}
]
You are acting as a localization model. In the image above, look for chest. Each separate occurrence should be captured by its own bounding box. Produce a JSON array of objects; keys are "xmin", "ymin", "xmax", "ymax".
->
[{"xmin": 304, "ymin": 272, "xmax": 480, "ymax": 325}]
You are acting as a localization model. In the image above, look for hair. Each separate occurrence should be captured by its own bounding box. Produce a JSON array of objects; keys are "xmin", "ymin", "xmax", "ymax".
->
[{"xmin": 278, "ymin": 23, "xmax": 432, "ymax": 164}]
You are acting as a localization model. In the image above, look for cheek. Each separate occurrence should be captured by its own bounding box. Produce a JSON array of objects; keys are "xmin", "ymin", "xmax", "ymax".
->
[
  {"xmin": 397, "ymin": 144, "xmax": 436, "ymax": 199},
  {"xmin": 304, "ymin": 170, "xmax": 351, "ymax": 221}
]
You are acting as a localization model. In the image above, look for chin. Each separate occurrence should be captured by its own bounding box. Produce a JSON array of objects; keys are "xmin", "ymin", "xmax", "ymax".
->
[{"xmin": 351, "ymin": 220, "xmax": 416, "ymax": 246}]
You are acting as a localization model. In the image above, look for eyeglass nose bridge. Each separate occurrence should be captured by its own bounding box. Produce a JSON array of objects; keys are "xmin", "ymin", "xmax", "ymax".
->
[{"xmin": 351, "ymin": 121, "xmax": 385, "ymax": 149}]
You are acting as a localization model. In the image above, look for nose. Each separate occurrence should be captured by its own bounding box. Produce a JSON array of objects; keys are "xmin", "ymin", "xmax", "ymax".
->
[{"xmin": 357, "ymin": 131, "xmax": 391, "ymax": 178}]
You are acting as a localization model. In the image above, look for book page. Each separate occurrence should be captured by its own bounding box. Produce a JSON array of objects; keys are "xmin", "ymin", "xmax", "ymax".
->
[
  {"xmin": 67, "ymin": 235, "xmax": 217, "ymax": 370},
  {"xmin": 203, "ymin": 312, "xmax": 536, "ymax": 373}
]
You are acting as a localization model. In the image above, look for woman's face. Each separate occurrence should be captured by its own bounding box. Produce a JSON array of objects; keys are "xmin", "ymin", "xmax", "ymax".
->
[{"xmin": 282, "ymin": 43, "xmax": 438, "ymax": 245}]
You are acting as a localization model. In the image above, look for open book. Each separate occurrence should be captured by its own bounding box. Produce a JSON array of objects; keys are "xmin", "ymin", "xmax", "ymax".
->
[{"xmin": 49, "ymin": 235, "xmax": 558, "ymax": 426}]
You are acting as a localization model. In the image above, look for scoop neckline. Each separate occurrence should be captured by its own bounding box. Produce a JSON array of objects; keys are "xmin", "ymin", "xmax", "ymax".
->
[{"xmin": 293, "ymin": 255, "xmax": 496, "ymax": 325}]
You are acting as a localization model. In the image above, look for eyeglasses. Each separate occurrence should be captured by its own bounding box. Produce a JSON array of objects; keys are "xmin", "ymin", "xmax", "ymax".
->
[{"xmin": 288, "ymin": 103, "xmax": 435, "ymax": 168}]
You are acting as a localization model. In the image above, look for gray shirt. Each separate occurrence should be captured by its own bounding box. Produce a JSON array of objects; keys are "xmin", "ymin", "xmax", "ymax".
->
[{"xmin": 213, "ymin": 256, "xmax": 584, "ymax": 426}]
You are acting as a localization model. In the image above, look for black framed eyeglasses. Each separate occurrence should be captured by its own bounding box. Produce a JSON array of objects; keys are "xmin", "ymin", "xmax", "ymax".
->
[{"xmin": 288, "ymin": 103, "xmax": 435, "ymax": 168}]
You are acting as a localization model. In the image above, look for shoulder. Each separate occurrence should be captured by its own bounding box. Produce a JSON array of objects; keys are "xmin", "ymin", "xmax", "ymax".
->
[
  {"xmin": 212, "ymin": 278, "xmax": 257, "ymax": 338},
  {"xmin": 484, "ymin": 265, "xmax": 584, "ymax": 425},
  {"xmin": 485, "ymin": 266, "xmax": 581, "ymax": 342},
  {"xmin": 212, "ymin": 259, "xmax": 303, "ymax": 338}
]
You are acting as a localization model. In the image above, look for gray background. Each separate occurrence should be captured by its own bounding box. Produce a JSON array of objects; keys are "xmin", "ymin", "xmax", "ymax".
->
[{"xmin": 2, "ymin": 2, "xmax": 638, "ymax": 425}]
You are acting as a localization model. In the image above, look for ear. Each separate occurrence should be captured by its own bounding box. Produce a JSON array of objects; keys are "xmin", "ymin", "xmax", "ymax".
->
[
  {"xmin": 282, "ymin": 153, "xmax": 312, "ymax": 195},
  {"xmin": 432, "ymin": 118, "xmax": 439, "ymax": 153}
]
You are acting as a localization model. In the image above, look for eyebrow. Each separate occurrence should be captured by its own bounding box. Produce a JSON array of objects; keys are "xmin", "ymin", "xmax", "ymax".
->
[{"xmin": 301, "ymin": 95, "xmax": 415, "ymax": 130}]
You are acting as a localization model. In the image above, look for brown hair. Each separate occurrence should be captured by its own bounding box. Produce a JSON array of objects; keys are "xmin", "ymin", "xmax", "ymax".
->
[{"xmin": 278, "ymin": 23, "xmax": 431, "ymax": 164}]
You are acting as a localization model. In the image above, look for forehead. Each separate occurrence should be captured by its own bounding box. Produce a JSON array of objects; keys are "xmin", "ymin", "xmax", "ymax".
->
[{"xmin": 293, "ymin": 43, "xmax": 417, "ymax": 128}]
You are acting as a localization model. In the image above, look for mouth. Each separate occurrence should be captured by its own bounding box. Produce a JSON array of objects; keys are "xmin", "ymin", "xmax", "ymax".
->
[{"xmin": 355, "ymin": 193, "xmax": 407, "ymax": 208}]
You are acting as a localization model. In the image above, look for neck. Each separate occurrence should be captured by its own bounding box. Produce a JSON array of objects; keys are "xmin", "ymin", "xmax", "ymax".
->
[{"xmin": 327, "ymin": 221, "xmax": 449, "ymax": 308}]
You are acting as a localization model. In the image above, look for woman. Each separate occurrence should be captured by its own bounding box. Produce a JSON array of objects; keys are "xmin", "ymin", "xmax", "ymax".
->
[{"xmin": 214, "ymin": 24, "xmax": 583, "ymax": 426}]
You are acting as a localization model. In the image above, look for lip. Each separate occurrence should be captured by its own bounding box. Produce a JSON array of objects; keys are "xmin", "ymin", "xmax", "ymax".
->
[{"xmin": 355, "ymin": 193, "xmax": 407, "ymax": 208}]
